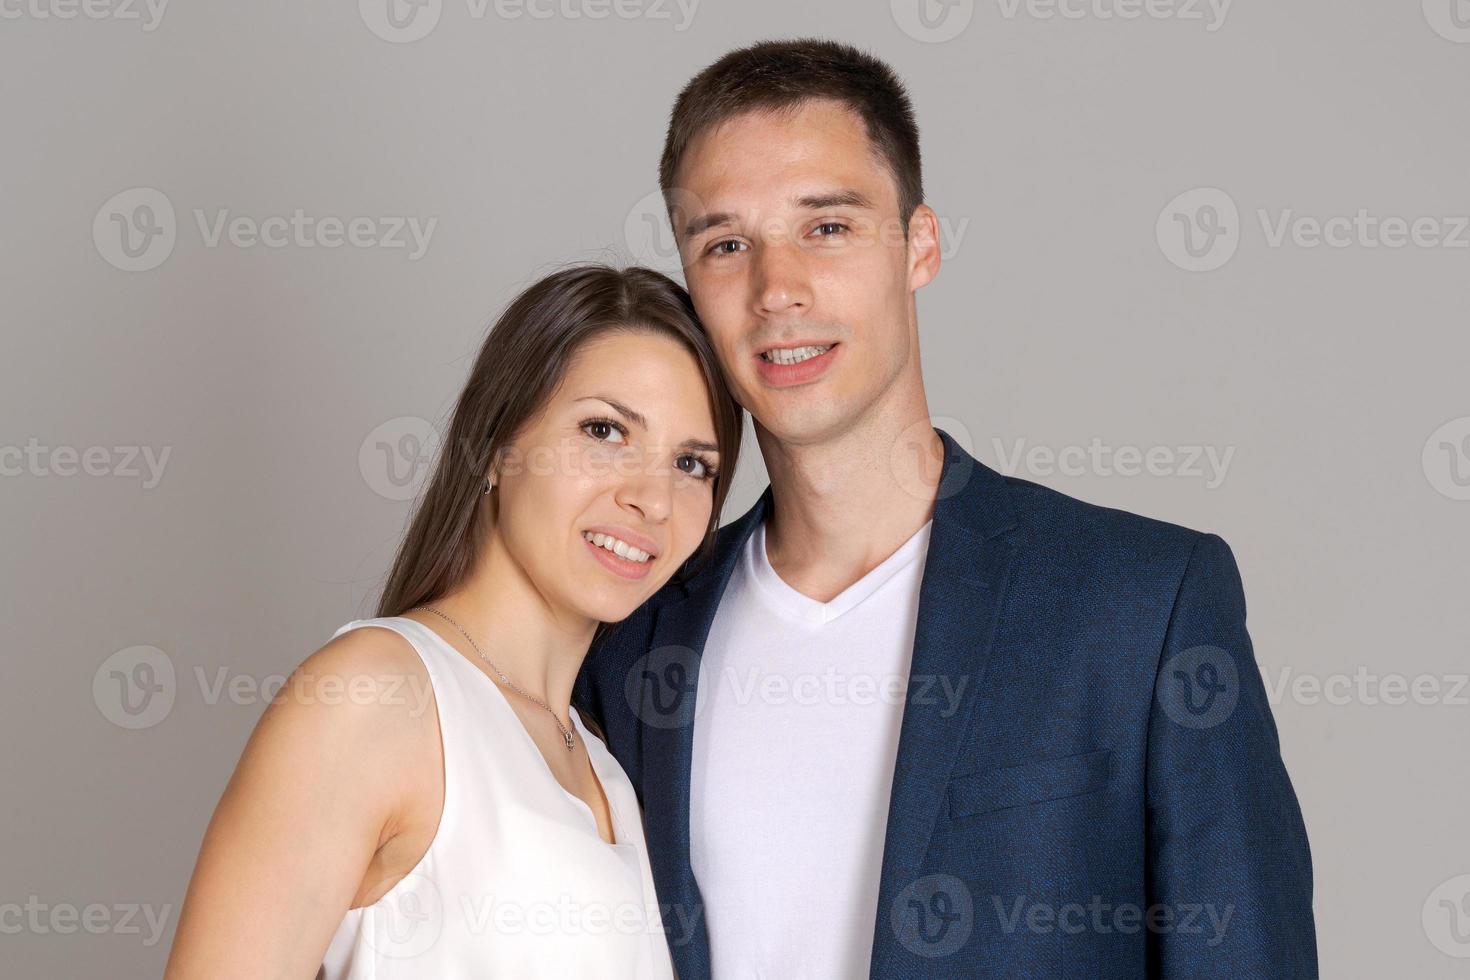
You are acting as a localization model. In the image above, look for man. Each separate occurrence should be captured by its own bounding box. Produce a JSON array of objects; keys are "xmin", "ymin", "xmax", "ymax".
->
[{"xmin": 575, "ymin": 38, "xmax": 1316, "ymax": 979}]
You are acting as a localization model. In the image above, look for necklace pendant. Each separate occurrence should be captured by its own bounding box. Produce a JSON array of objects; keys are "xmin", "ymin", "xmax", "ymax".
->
[{"xmin": 563, "ymin": 730, "xmax": 575, "ymax": 751}]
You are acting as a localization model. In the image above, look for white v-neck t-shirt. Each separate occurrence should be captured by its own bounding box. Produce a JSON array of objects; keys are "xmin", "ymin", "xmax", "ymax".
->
[{"xmin": 689, "ymin": 516, "xmax": 934, "ymax": 978}]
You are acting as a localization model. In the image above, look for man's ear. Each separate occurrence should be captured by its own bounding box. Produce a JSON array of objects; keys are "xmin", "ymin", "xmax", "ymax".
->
[{"xmin": 905, "ymin": 203, "xmax": 941, "ymax": 291}]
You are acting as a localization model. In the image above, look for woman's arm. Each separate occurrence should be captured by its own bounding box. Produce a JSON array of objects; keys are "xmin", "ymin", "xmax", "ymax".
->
[{"xmin": 164, "ymin": 629, "xmax": 441, "ymax": 979}]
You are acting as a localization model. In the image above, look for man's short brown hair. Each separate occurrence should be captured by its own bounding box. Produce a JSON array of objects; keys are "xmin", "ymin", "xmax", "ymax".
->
[{"xmin": 659, "ymin": 38, "xmax": 925, "ymax": 232}]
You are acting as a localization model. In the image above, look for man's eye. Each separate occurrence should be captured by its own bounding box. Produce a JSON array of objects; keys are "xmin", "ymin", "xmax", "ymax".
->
[
  {"xmin": 708, "ymin": 239, "xmax": 746, "ymax": 256},
  {"xmin": 813, "ymin": 222, "xmax": 849, "ymax": 237}
]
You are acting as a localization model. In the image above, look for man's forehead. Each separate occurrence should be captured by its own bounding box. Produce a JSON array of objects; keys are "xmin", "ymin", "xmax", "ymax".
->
[{"xmin": 671, "ymin": 101, "xmax": 895, "ymax": 223}]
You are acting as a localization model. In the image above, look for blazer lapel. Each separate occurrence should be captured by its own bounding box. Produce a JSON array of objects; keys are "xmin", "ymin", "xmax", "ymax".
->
[
  {"xmin": 868, "ymin": 427, "xmax": 1022, "ymax": 975},
  {"xmin": 639, "ymin": 484, "xmax": 772, "ymax": 978}
]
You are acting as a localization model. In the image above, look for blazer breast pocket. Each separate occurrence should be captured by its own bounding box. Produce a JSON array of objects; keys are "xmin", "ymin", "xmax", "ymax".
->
[{"xmin": 947, "ymin": 748, "xmax": 1113, "ymax": 820}]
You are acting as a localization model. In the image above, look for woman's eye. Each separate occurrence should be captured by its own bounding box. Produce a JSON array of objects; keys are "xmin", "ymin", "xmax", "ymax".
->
[
  {"xmin": 678, "ymin": 455, "xmax": 718, "ymax": 482},
  {"xmin": 582, "ymin": 419, "xmax": 626, "ymax": 444}
]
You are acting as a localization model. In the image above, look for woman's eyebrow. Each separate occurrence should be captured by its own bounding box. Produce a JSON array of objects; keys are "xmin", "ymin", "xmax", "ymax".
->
[{"xmin": 575, "ymin": 395, "xmax": 719, "ymax": 453}]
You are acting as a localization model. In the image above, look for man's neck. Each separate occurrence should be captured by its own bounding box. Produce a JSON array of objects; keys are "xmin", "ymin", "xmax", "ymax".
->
[{"xmin": 756, "ymin": 412, "xmax": 943, "ymax": 604}]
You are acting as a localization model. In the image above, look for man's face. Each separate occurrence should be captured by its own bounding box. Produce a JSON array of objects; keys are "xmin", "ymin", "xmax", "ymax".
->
[{"xmin": 671, "ymin": 98, "xmax": 937, "ymax": 445}]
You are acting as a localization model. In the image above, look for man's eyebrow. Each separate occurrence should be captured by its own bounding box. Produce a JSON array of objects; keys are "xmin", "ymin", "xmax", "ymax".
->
[
  {"xmin": 681, "ymin": 190, "xmax": 873, "ymax": 240},
  {"xmin": 683, "ymin": 211, "xmax": 736, "ymax": 240},
  {"xmin": 795, "ymin": 189, "xmax": 875, "ymax": 211},
  {"xmin": 574, "ymin": 396, "xmax": 720, "ymax": 454}
]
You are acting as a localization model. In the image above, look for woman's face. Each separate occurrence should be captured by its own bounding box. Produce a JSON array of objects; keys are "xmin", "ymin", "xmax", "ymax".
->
[{"xmin": 490, "ymin": 329, "xmax": 722, "ymax": 625}]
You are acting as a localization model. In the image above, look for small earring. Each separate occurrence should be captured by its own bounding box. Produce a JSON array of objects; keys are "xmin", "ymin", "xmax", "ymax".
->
[{"xmin": 483, "ymin": 478, "xmax": 493, "ymax": 495}]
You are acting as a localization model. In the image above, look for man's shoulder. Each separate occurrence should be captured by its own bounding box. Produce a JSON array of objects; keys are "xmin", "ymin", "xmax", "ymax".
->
[{"xmin": 982, "ymin": 467, "xmax": 1217, "ymax": 582}]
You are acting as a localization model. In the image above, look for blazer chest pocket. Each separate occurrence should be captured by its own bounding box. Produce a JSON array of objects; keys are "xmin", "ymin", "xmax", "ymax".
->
[{"xmin": 947, "ymin": 748, "xmax": 1113, "ymax": 819}]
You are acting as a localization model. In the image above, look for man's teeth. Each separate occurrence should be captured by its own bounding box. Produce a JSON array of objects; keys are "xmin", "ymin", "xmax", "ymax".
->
[
  {"xmin": 582, "ymin": 531, "xmax": 652, "ymax": 563},
  {"xmin": 761, "ymin": 344, "xmax": 832, "ymax": 365}
]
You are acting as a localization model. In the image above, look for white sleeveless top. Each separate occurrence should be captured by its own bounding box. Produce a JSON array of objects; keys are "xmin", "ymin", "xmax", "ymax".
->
[{"xmin": 318, "ymin": 616, "xmax": 675, "ymax": 980}]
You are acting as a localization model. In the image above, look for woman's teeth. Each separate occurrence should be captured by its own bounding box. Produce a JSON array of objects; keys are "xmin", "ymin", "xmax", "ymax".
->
[
  {"xmin": 761, "ymin": 344, "xmax": 832, "ymax": 365},
  {"xmin": 582, "ymin": 531, "xmax": 652, "ymax": 563}
]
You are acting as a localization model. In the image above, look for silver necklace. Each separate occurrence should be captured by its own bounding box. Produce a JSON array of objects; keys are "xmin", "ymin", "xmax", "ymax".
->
[{"xmin": 419, "ymin": 604, "xmax": 576, "ymax": 752}]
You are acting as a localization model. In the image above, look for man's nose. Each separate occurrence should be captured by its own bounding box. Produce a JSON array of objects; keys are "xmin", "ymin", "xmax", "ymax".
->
[{"xmin": 753, "ymin": 238, "xmax": 812, "ymax": 318}]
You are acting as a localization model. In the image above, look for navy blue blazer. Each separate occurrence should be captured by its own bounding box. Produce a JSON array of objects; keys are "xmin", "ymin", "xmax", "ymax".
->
[{"xmin": 574, "ymin": 426, "xmax": 1317, "ymax": 978}]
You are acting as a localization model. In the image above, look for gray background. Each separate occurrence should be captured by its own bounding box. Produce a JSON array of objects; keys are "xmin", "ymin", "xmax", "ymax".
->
[{"xmin": 3, "ymin": 0, "xmax": 1468, "ymax": 976}]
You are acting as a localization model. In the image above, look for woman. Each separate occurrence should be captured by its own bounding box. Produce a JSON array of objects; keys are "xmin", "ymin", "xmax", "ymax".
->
[{"xmin": 164, "ymin": 265, "xmax": 743, "ymax": 978}]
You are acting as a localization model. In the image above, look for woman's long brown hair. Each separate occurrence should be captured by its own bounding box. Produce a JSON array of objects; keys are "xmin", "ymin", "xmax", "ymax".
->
[{"xmin": 374, "ymin": 264, "xmax": 743, "ymax": 654}]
